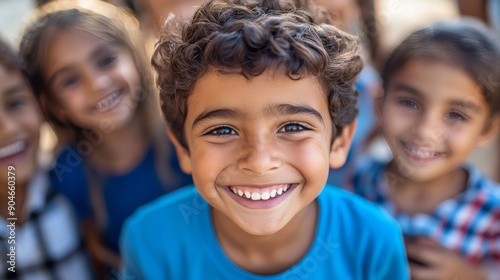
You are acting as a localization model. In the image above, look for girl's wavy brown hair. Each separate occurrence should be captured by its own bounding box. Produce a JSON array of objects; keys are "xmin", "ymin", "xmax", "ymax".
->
[{"xmin": 153, "ymin": 0, "xmax": 363, "ymax": 148}]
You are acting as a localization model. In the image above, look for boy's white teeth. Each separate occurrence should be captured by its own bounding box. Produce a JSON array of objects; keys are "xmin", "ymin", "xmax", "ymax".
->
[
  {"xmin": 95, "ymin": 91, "xmax": 120, "ymax": 110},
  {"xmin": 270, "ymin": 189, "xmax": 277, "ymax": 198},
  {"xmin": 230, "ymin": 184, "xmax": 291, "ymax": 201},
  {"xmin": 251, "ymin": 193, "xmax": 261, "ymax": 200},
  {"xmin": 0, "ymin": 141, "xmax": 26, "ymax": 159},
  {"xmin": 404, "ymin": 143, "xmax": 438, "ymax": 158},
  {"xmin": 261, "ymin": 192, "xmax": 270, "ymax": 200}
]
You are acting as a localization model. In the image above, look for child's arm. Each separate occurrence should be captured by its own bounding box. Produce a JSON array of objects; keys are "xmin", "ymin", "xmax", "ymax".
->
[{"xmin": 405, "ymin": 237, "xmax": 488, "ymax": 280}]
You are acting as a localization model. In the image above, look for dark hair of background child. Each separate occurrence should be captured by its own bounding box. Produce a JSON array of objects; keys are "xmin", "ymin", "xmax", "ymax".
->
[{"xmin": 382, "ymin": 19, "xmax": 500, "ymax": 116}]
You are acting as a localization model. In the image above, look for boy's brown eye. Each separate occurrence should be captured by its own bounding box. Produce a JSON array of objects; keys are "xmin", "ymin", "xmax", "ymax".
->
[
  {"xmin": 279, "ymin": 123, "xmax": 309, "ymax": 133},
  {"xmin": 399, "ymin": 99, "xmax": 418, "ymax": 109},
  {"xmin": 206, "ymin": 126, "xmax": 237, "ymax": 136}
]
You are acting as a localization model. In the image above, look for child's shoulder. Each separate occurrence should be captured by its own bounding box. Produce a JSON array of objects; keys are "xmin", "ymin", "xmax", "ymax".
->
[{"xmin": 463, "ymin": 164, "xmax": 500, "ymax": 209}]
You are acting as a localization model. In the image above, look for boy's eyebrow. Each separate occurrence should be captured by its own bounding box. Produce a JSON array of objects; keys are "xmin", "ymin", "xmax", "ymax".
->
[
  {"xmin": 449, "ymin": 100, "xmax": 479, "ymax": 112},
  {"xmin": 192, "ymin": 104, "xmax": 324, "ymax": 128},
  {"xmin": 394, "ymin": 84, "xmax": 480, "ymax": 113},
  {"xmin": 392, "ymin": 84, "xmax": 422, "ymax": 97},
  {"xmin": 192, "ymin": 108, "xmax": 244, "ymax": 128},
  {"xmin": 265, "ymin": 104, "xmax": 324, "ymax": 124}
]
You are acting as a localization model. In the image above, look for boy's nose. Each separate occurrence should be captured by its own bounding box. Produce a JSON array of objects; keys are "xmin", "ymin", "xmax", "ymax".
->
[
  {"xmin": 237, "ymin": 135, "xmax": 281, "ymax": 175},
  {"xmin": 411, "ymin": 113, "xmax": 444, "ymax": 144}
]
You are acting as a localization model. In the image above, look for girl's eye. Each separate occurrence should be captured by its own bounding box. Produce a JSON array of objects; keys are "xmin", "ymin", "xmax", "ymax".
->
[
  {"xmin": 99, "ymin": 56, "xmax": 117, "ymax": 67},
  {"xmin": 206, "ymin": 126, "xmax": 237, "ymax": 136},
  {"xmin": 63, "ymin": 76, "xmax": 80, "ymax": 87},
  {"xmin": 399, "ymin": 99, "xmax": 418, "ymax": 109},
  {"xmin": 278, "ymin": 123, "xmax": 309, "ymax": 133},
  {"xmin": 446, "ymin": 111, "xmax": 467, "ymax": 121}
]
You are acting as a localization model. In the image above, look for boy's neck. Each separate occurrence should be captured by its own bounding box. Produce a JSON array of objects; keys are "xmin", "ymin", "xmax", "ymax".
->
[
  {"xmin": 212, "ymin": 200, "xmax": 318, "ymax": 275},
  {"xmin": 84, "ymin": 112, "xmax": 150, "ymax": 173},
  {"xmin": 385, "ymin": 161, "xmax": 468, "ymax": 215}
]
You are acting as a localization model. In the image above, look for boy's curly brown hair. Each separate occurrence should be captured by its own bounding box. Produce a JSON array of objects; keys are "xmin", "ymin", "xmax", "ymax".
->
[{"xmin": 153, "ymin": 0, "xmax": 363, "ymax": 148}]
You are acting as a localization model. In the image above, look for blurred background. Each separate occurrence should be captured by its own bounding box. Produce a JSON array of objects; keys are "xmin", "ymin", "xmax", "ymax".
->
[{"xmin": 0, "ymin": 0, "xmax": 498, "ymax": 182}]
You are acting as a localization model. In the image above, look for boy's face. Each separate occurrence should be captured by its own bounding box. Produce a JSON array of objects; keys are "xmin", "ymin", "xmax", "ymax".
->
[
  {"xmin": 0, "ymin": 65, "xmax": 42, "ymax": 186},
  {"xmin": 43, "ymin": 29, "xmax": 141, "ymax": 131},
  {"xmin": 170, "ymin": 70, "xmax": 355, "ymax": 235},
  {"xmin": 381, "ymin": 58, "xmax": 498, "ymax": 181}
]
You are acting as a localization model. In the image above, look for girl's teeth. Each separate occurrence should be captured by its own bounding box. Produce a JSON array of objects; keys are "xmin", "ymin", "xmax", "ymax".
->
[
  {"xmin": 232, "ymin": 185, "xmax": 291, "ymax": 201},
  {"xmin": 95, "ymin": 91, "xmax": 120, "ymax": 109}
]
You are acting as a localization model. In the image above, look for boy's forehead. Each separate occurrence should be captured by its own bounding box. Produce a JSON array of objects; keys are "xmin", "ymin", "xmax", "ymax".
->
[
  {"xmin": 190, "ymin": 70, "xmax": 326, "ymax": 101},
  {"xmin": 185, "ymin": 70, "xmax": 330, "ymax": 122}
]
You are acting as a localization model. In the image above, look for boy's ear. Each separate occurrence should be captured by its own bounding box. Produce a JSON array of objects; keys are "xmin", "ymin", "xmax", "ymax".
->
[
  {"xmin": 167, "ymin": 128, "xmax": 192, "ymax": 174},
  {"xmin": 476, "ymin": 114, "xmax": 500, "ymax": 147},
  {"xmin": 329, "ymin": 119, "xmax": 357, "ymax": 169}
]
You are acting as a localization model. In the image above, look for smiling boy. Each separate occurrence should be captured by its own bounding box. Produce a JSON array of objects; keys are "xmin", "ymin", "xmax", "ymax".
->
[
  {"xmin": 120, "ymin": 1, "xmax": 408, "ymax": 279},
  {"xmin": 351, "ymin": 20, "xmax": 500, "ymax": 279}
]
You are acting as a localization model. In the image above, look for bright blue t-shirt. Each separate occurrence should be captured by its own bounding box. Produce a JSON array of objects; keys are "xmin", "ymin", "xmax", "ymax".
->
[
  {"xmin": 50, "ymin": 144, "xmax": 192, "ymax": 253},
  {"xmin": 120, "ymin": 185, "xmax": 409, "ymax": 280}
]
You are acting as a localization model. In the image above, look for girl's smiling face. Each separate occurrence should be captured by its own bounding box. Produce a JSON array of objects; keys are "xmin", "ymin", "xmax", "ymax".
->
[
  {"xmin": 170, "ymin": 70, "xmax": 355, "ymax": 236},
  {"xmin": 43, "ymin": 29, "xmax": 141, "ymax": 131},
  {"xmin": 381, "ymin": 58, "xmax": 498, "ymax": 182}
]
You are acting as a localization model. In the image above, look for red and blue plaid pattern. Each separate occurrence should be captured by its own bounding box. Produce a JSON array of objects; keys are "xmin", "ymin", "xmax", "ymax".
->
[{"xmin": 350, "ymin": 158, "xmax": 500, "ymax": 265}]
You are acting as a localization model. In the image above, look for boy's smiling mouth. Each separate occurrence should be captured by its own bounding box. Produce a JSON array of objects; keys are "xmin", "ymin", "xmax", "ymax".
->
[
  {"xmin": 401, "ymin": 141, "xmax": 444, "ymax": 162},
  {"xmin": 229, "ymin": 184, "xmax": 291, "ymax": 200},
  {"xmin": 224, "ymin": 183, "xmax": 298, "ymax": 209}
]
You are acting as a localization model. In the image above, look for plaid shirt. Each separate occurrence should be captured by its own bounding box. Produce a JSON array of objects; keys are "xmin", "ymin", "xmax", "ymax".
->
[
  {"xmin": 351, "ymin": 158, "xmax": 500, "ymax": 266},
  {"xmin": 0, "ymin": 170, "xmax": 93, "ymax": 280}
]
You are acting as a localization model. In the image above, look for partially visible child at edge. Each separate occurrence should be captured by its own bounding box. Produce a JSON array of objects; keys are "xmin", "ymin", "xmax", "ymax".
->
[
  {"xmin": 0, "ymin": 38, "xmax": 93, "ymax": 280},
  {"xmin": 350, "ymin": 19, "xmax": 500, "ymax": 280},
  {"xmin": 120, "ymin": 0, "xmax": 409, "ymax": 279},
  {"xmin": 18, "ymin": 1, "xmax": 191, "ymax": 277}
]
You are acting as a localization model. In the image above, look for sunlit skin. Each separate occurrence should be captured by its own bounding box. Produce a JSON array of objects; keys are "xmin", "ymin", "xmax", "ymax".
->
[
  {"xmin": 169, "ymin": 70, "xmax": 356, "ymax": 274},
  {"xmin": 43, "ymin": 29, "xmax": 141, "ymax": 133},
  {"xmin": 0, "ymin": 65, "xmax": 43, "ymax": 222},
  {"xmin": 380, "ymin": 58, "xmax": 498, "ymax": 280}
]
